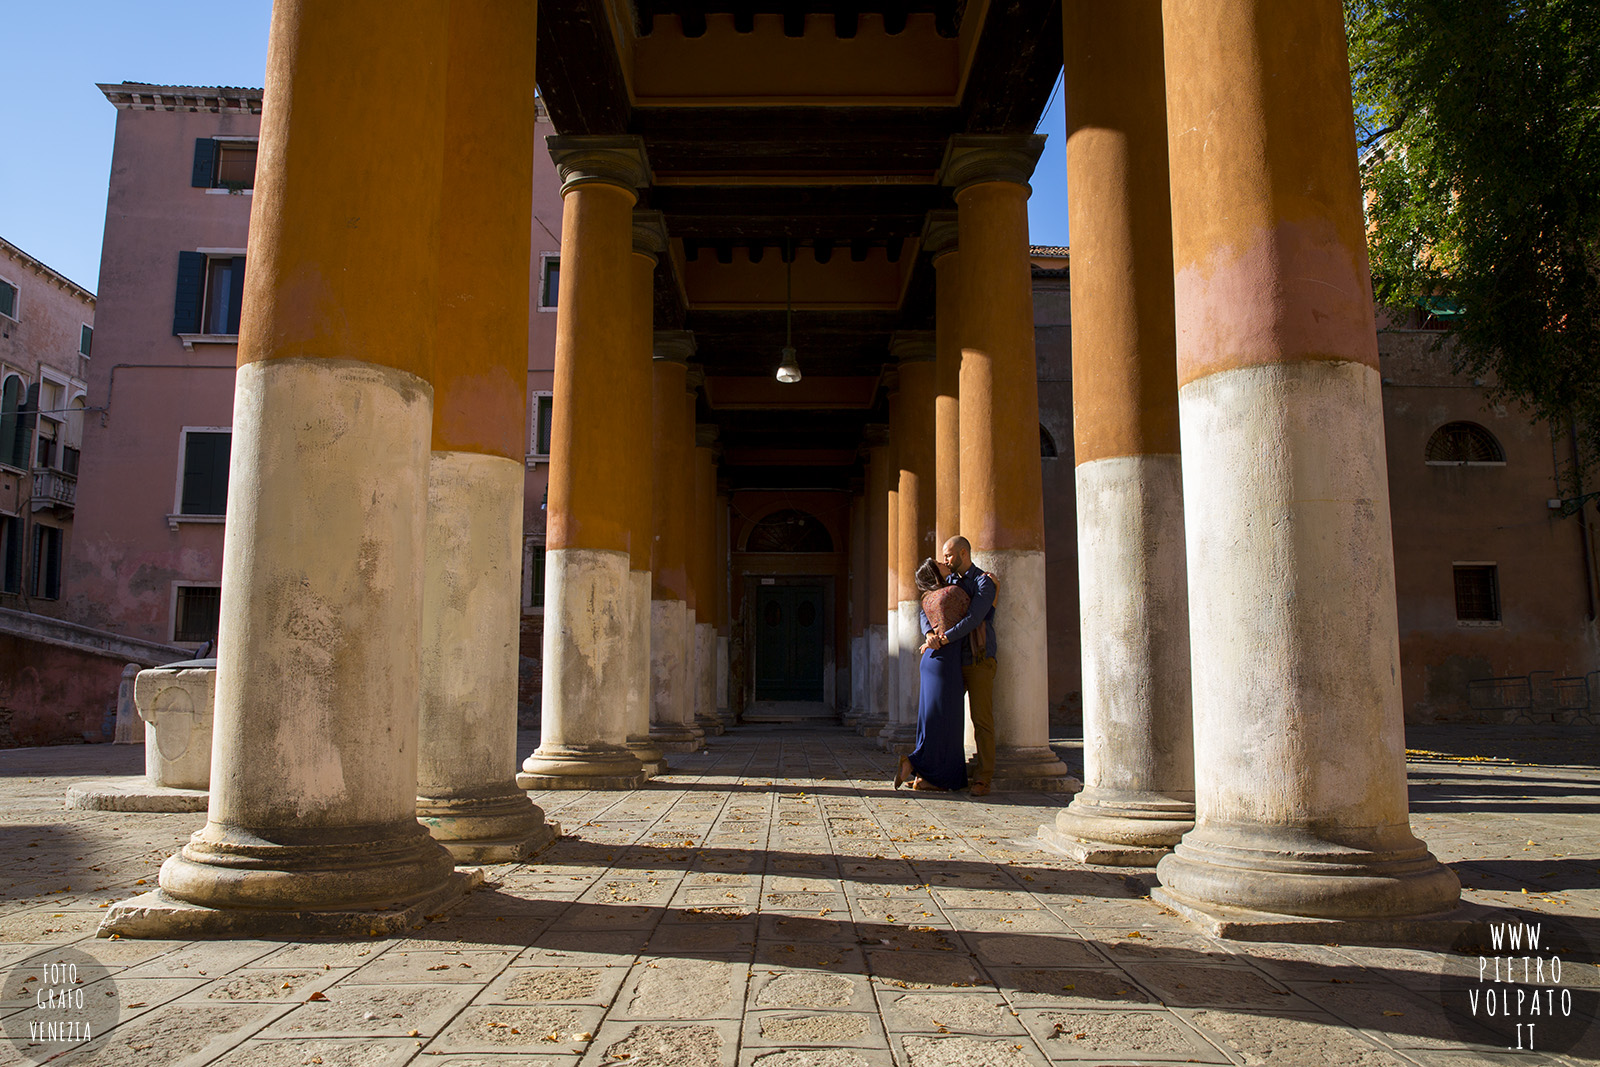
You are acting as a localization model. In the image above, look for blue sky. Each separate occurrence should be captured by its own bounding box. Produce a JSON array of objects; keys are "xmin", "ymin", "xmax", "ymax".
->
[{"xmin": 0, "ymin": 5, "xmax": 1069, "ymax": 294}]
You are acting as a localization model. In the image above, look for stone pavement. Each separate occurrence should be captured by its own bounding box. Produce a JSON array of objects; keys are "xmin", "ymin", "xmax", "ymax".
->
[{"xmin": 0, "ymin": 723, "xmax": 1597, "ymax": 1066}]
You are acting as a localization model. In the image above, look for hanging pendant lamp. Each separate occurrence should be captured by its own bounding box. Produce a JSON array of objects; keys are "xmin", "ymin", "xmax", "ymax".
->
[{"xmin": 776, "ymin": 242, "xmax": 802, "ymax": 383}]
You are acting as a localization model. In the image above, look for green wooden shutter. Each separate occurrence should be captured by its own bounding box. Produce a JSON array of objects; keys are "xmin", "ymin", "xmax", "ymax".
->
[
  {"xmin": 192, "ymin": 138, "xmax": 218, "ymax": 187},
  {"xmin": 536, "ymin": 395, "xmax": 553, "ymax": 455},
  {"xmin": 226, "ymin": 256, "xmax": 246, "ymax": 334},
  {"xmin": 0, "ymin": 377, "xmax": 19, "ymax": 468},
  {"xmin": 173, "ymin": 252, "xmax": 205, "ymax": 335},
  {"xmin": 13, "ymin": 384, "xmax": 38, "ymax": 471},
  {"xmin": 181, "ymin": 431, "xmax": 232, "ymax": 515}
]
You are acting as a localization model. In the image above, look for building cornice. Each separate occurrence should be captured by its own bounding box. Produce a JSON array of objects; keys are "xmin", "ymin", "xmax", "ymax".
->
[
  {"xmin": 99, "ymin": 82, "xmax": 264, "ymax": 114},
  {"xmin": 0, "ymin": 237, "xmax": 96, "ymax": 304}
]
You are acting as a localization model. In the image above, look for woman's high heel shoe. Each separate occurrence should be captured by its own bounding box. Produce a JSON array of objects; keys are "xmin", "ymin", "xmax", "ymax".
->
[{"xmin": 894, "ymin": 757, "xmax": 913, "ymax": 790}]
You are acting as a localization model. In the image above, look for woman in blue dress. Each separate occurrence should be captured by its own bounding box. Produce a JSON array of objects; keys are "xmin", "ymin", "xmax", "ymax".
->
[{"xmin": 894, "ymin": 558, "xmax": 969, "ymax": 791}]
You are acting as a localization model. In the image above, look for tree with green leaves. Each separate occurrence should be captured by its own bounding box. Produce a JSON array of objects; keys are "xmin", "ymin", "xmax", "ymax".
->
[{"xmin": 1346, "ymin": 0, "xmax": 1600, "ymax": 510}]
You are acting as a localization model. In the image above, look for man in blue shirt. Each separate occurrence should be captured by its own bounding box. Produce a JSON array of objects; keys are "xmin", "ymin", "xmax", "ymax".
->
[{"xmin": 922, "ymin": 534, "xmax": 997, "ymax": 796}]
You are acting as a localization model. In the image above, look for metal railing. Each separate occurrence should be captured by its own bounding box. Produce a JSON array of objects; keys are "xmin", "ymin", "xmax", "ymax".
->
[{"xmin": 1467, "ymin": 671, "xmax": 1595, "ymax": 726}]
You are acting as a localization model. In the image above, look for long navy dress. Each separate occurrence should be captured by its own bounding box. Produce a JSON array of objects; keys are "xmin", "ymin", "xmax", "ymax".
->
[{"xmin": 907, "ymin": 605, "xmax": 969, "ymax": 791}]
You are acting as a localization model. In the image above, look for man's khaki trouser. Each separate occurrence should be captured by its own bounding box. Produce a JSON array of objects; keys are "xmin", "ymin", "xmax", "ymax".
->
[{"xmin": 963, "ymin": 656, "xmax": 997, "ymax": 782}]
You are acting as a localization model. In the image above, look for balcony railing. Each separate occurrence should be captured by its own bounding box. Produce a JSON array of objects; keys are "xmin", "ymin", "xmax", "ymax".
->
[{"xmin": 32, "ymin": 469, "xmax": 76, "ymax": 509}]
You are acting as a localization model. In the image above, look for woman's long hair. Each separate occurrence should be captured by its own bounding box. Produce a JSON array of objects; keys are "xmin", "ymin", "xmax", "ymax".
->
[{"xmin": 914, "ymin": 557, "xmax": 943, "ymax": 594}]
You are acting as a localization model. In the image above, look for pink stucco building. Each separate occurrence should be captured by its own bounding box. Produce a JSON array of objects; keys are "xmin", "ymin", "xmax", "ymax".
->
[{"xmin": 58, "ymin": 84, "xmax": 561, "ymax": 725}]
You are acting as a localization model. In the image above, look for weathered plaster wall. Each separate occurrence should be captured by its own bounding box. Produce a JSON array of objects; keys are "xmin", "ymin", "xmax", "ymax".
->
[
  {"xmin": 1379, "ymin": 328, "xmax": 1599, "ymax": 721},
  {"xmin": 0, "ymin": 635, "xmax": 123, "ymax": 746}
]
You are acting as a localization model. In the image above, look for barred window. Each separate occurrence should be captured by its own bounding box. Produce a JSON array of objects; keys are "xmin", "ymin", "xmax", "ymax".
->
[
  {"xmin": 1454, "ymin": 565, "xmax": 1500, "ymax": 622},
  {"xmin": 1426, "ymin": 422, "xmax": 1504, "ymax": 464},
  {"xmin": 174, "ymin": 585, "xmax": 222, "ymax": 643}
]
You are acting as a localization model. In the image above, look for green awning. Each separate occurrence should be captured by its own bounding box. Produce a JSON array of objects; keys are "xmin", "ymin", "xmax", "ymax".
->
[{"xmin": 1417, "ymin": 296, "xmax": 1465, "ymax": 318}]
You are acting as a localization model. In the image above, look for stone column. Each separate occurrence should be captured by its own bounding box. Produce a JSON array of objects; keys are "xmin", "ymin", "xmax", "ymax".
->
[
  {"xmin": 649, "ymin": 333, "xmax": 703, "ymax": 752},
  {"xmin": 1151, "ymin": 0, "xmax": 1459, "ymax": 931},
  {"xmin": 1044, "ymin": 0, "xmax": 1193, "ymax": 865},
  {"xmin": 715, "ymin": 485, "xmax": 733, "ymax": 726},
  {"xmin": 881, "ymin": 393, "xmax": 903, "ymax": 749},
  {"xmin": 625, "ymin": 211, "xmax": 670, "ymax": 776},
  {"xmin": 518, "ymin": 136, "xmax": 650, "ymax": 790},
  {"xmin": 941, "ymin": 136, "xmax": 1076, "ymax": 792},
  {"xmin": 925, "ymin": 212, "xmax": 962, "ymax": 548},
  {"xmin": 692, "ymin": 421, "xmax": 723, "ymax": 735},
  {"xmin": 860, "ymin": 425, "xmax": 893, "ymax": 737},
  {"xmin": 417, "ymin": 0, "xmax": 556, "ymax": 862},
  {"xmin": 104, "ymin": 0, "xmax": 468, "ymax": 938},
  {"xmin": 885, "ymin": 335, "xmax": 936, "ymax": 752},
  {"xmin": 845, "ymin": 482, "xmax": 869, "ymax": 724}
]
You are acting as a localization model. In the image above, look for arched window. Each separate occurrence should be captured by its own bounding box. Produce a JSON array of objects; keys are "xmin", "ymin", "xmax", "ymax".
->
[
  {"xmin": 745, "ymin": 509, "xmax": 834, "ymax": 553},
  {"xmin": 0, "ymin": 375, "xmax": 22, "ymax": 469},
  {"xmin": 1425, "ymin": 422, "xmax": 1505, "ymax": 464},
  {"xmin": 1040, "ymin": 424, "xmax": 1058, "ymax": 459}
]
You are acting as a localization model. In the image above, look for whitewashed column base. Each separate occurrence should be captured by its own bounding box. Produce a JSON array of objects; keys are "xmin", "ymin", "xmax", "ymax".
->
[
  {"xmin": 419, "ymin": 451, "xmax": 556, "ymax": 861},
  {"xmin": 858, "ymin": 623, "xmax": 889, "ymax": 736},
  {"xmin": 879, "ymin": 601, "xmax": 921, "ymax": 750},
  {"xmin": 715, "ymin": 635, "xmax": 733, "ymax": 726},
  {"xmin": 972, "ymin": 548, "xmax": 1078, "ymax": 792},
  {"xmin": 624, "ymin": 570, "xmax": 668, "ymax": 775},
  {"xmin": 843, "ymin": 634, "xmax": 866, "ymax": 725},
  {"xmin": 417, "ymin": 790, "xmax": 560, "ymax": 863},
  {"xmin": 520, "ymin": 546, "xmax": 645, "ymax": 789},
  {"xmin": 129, "ymin": 357, "xmax": 465, "ymax": 933},
  {"xmin": 650, "ymin": 599, "xmax": 702, "ymax": 752},
  {"xmin": 1158, "ymin": 361, "xmax": 1457, "ymax": 923},
  {"xmin": 694, "ymin": 621, "xmax": 722, "ymax": 735},
  {"xmin": 1051, "ymin": 453, "xmax": 1193, "ymax": 860},
  {"xmin": 1044, "ymin": 791, "xmax": 1194, "ymax": 865}
]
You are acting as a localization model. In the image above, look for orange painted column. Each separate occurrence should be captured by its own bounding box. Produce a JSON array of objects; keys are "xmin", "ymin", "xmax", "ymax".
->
[
  {"xmin": 942, "ymin": 135, "xmax": 1075, "ymax": 791},
  {"xmin": 883, "ymin": 382, "xmax": 902, "ymax": 746},
  {"xmin": 649, "ymin": 333, "xmax": 703, "ymax": 751},
  {"xmin": 845, "ymin": 478, "xmax": 869, "ymax": 722},
  {"xmin": 924, "ymin": 212, "xmax": 963, "ymax": 547},
  {"xmin": 860, "ymin": 424, "xmax": 893, "ymax": 736},
  {"xmin": 884, "ymin": 335, "xmax": 936, "ymax": 750},
  {"xmin": 416, "ymin": 0, "xmax": 554, "ymax": 863},
  {"xmin": 624, "ymin": 211, "xmax": 669, "ymax": 775},
  {"xmin": 1151, "ymin": 0, "xmax": 1458, "ymax": 926},
  {"xmin": 691, "ymin": 420, "xmax": 724, "ymax": 736},
  {"xmin": 519, "ymin": 136, "xmax": 651, "ymax": 789},
  {"xmin": 121, "ymin": 0, "xmax": 465, "ymax": 935},
  {"xmin": 714, "ymin": 484, "xmax": 732, "ymax": 722},
  {"xmin": 1047, "ymin": 0, "xmax": 1194, "ymax": 865}
]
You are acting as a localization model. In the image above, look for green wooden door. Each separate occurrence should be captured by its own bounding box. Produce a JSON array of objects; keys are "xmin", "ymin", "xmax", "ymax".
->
[{"xmin": 754, "ymin": 584, "xmax": 825, "ymax": 701}]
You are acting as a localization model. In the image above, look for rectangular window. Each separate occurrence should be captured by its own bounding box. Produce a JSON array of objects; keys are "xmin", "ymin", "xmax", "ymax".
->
[
  {"xmin": 204, "ymin": 258, "xmax": 237, "ymax": 335},
  {"xmin": 174, "ymin": 252, "xmax": 244, "ymax": 336},
  {"xmin": 180, "ymin": 430, "xmax": 231, "ymax": 516},
  {"xmin": 193, "ymin": 138, "xmax": 258, "ymax": 190},
  {"xmin": 174, "ymin": 585, "xmax": 222, "ymax": 643},
  {"xmin": 529, "ymin": 544, "xmax": 546, "ymax": 609},
  {"xmin": 0, "ymin": 515, "xmax": 20, "ymax": 593},
  {"xmin": 35, "ymin": 424, "xmax": 55, "ymax": 470},
  {"xmin": 0, "ymin": 279, "xmax": 15, "ymax": 320},
  {"xmin": 1454, "ymin": 564, "xmax": 1500, "ymax": 622},
  {"xmin": 214, "ymin": 143, "xmax": 258, "ymax": 188},
  {"xmin": 533, "ymin": 393, "xmax": 554, "ymax": 457},
  {"xmin": 79, "ymin": 324, "xmax": 93, "ymax": 357},
  {"xmin": 540, "ymin": 256, "xmax": 560, "ymax": 309},
  {"xmin": 31, "ymin": 524, "xmax": 61, "ymax": 600},
  {"xmin": 61, "ymin": 446, "xmax": 80, "ymax": 477}
]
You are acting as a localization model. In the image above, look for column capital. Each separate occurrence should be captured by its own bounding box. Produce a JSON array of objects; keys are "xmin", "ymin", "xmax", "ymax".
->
[
  {"xmin": 890, "ymin": 331, "xmax": 936, "ymax": 364},
  {"xmin": 695, "ymin": 423, "xmax": 720, "ymax": 448},
  {"xmin": 633, "ymin": 209, "xmax": 670, "ymax": 261},
  {"xmin": 938, "ymin": 135, "xmax": 1046, "ymax": 195},
  {"xmin": 685, "ymin": 363, "xmax": 706, "ymax": 392},
  {"xmin": 922, "ymin": 210, "xmax": 959, "ymax": 260},
  {"xmin": 862, "ymin": 423, "xmax": 891, "ymax": 449},
  {"xmin": 881, "ymin": 366, "xmax": 900, "ymax": 394},
  {"xmin": 653, "ymin": 329, "xmax": 697, "ymax": 364},
  {"xmin": 548, "ymin": 134, "xmax": 651, "ymax": 196}
]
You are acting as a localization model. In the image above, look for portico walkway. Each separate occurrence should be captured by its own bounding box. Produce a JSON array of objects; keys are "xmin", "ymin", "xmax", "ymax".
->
[{"xmin": 1, "ymin": 726, "xmax": 1596, "ymax": 1066}]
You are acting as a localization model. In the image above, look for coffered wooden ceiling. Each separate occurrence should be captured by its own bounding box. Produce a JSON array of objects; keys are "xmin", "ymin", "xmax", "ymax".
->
[{"xmin": 536, "ymin": 0, "xmax": 1061, "ymax": 487}]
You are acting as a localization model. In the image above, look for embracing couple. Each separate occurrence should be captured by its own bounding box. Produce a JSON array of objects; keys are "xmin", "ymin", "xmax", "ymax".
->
[{"xmin": 892, "ymin": 535, "xmax": 997, "ymax": 797}]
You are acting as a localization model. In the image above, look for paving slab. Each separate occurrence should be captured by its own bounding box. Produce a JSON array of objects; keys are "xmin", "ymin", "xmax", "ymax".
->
[{"xmin": 0, "ymin": 723, "xmax": 1597, "ymax": 1066}]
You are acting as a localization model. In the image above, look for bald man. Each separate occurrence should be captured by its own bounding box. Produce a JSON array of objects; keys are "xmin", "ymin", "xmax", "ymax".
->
[{"xmin": 929, "ymin": 535, "xmax": 997, "ymax": 796}]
